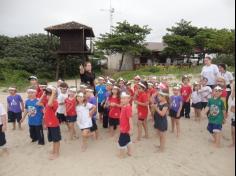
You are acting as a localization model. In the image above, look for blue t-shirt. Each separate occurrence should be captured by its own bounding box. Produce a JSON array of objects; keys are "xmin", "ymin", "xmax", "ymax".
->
[
  {"xmin": 96, "ymin": 85, "xmax": 107, "ymax": 103},
  {"xmin": 7, "ymin": 94, "xmax": 23, "ymax": 113},
  {"xmin": 25, "ymin": 99, "xmax": 44, "ymax": 126},
  {"xmin": 170, "ymin": 96, "xmax": 183, "ymax": 112},
  {"xmin": 88, "ymin": 96, "xmax": 97, "ymax": 120}
]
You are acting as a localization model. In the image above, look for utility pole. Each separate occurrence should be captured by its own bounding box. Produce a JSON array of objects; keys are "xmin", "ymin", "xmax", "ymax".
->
[{"xmin": 100, "ymin": 0, "xmax": 115, "ymax": 33}]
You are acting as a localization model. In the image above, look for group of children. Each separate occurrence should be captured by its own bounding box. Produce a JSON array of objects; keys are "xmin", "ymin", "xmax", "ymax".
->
[{"xmin": 0, "ymin": 73, "xmax": 235, "ymax": 159}]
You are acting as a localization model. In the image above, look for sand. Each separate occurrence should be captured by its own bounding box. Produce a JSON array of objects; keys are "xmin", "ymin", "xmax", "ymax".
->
[{"xmin": 0, "ymin": 81, "xmax": 235, "ymax": 176}]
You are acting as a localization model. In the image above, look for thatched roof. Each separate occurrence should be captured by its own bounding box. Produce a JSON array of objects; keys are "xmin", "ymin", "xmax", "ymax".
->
[
  {"xmin": 45, "ymin": 21, "xmax": 95, "ymax": 37},
  {"xmin": 145, "ymin": 42, "xmax": 167, "ymax": 52}
]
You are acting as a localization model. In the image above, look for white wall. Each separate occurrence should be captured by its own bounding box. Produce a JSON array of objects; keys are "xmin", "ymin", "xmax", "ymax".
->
[{"xmin": 107, "ymin": 53, "xmax": 134, "ymax": 70}]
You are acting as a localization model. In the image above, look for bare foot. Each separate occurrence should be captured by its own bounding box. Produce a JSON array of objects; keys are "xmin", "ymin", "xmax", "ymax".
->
[
  {"xmin": 117, "ymin": 154, "xmax": 125, "ymax": 159},
  {"xmin": 49, "ymin": 154, "xmax": 59, "ymax": 160},
  {"xmin": 133, "ymin": 138, "xmax": 141, "ymax": 143},
  {"xmin": 154, "ymin": 148, "xmax": 164, "ymax": 153},
  {"xmin": 81, "ymin": 145, "xmax": 87, "ymax": 152},
  {"xmin": 154, "ymin": 145, "xmax": 160, "ymax": 149},
  {"xmin": 127, "ymin": 152, "xmax": 132, "ymax": 157},
  {"xmin": 143, "ymin": 135, "xmax": 149, "ymax": 139}
]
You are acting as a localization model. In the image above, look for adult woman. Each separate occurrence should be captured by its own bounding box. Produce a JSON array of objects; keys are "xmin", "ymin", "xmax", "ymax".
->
[
  {"xmin": 218, "ymin": 63, "xmax": 234, "ymax": 112},
  {"xmin": 80, "ymin": 62, "xmax": 96, "ymax": 89},
  {"xmin": 201, "ymin": 56, "xmax": 219, "ymax": 89}
]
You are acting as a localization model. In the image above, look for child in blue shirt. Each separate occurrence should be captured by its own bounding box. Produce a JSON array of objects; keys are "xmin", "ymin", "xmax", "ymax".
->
[
  {"xmin": 96, "ymin": 77, "xmax": 107, "ymax": 121},
  {"xmin": 21, "ymin": 87, "xmax": 45, "ymax": 145}
]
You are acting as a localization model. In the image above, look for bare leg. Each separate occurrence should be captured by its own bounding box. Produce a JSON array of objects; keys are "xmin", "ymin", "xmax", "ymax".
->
[
  {"xmin": 171, "ymin": 118, "xmax": 175, "ymax": 133},
  {"xmin": 143, "ymin": 119, "xmax": 149, "ymax": 138},
  {"xmin": 18, "ymin": 123, "xmax": 22, "ymax": 130},
  {"xmin": 229, "ymin": 126, "xmax": 235, "ymax": 147},
  {"xmin": 214, "ymin": 132, "xmax": 221, "ymax": 148},
  {"xmin": 49, "ymin": 142, "xmax": 60, "ymax": 160},
  {"xmin": 127, "ymin": 144, "xmax": 132, "ymax": 156},
  {"xmin": 136, "ymin": 121, "xmax": 142, "ymax": 141},
  {"xmin": 13, "ymin": 122, "xmax": 16, "ymax": 130},
  {"xmin": 176, "ymin": 119, "xmax": 180, "ymax": 138}
]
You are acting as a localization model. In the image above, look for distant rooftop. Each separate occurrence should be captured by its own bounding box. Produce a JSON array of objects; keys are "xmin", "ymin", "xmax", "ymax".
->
[
  {"xmin": 45, "ymin": 21, "xmax": 95, "ymax": 37},
  {"xmin": 145, "ymin": 42, "xmax": 167, "ymax": 52}
]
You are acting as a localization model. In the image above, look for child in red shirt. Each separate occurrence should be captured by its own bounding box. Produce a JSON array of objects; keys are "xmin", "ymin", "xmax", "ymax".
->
[
  {"xmin": 126, "ymin": 81, "xmax": 134, "ymax": 106},
  {"xmin": 133, "ymin": 75, "xmax": 141, "ymax": 93},
  {"xmin": 118, "ymin": 92, "xmax": 133, "ymax": 158},
  {"xmin": 180, "ymin": 75, "xmax": 192, "ymax": 119},
  {"xmin": 216, "ymin": 77, "xmax": 228, "ymax": 111},
  {"xmin": 65, "ymin": 88, "xmax": 77, "ymax": 140},
  {"xmin": 38, "ymin": 86, "xmax": 61, "ymax": 160},
  {"xmin": 148, "ymin": 82, "xmax": 157, "ymax": 120},
  {"xmin": 108, "ymin": 86, "xmax": 121, "ymax": 137},
  {"xmin": 134, "ymin": 81, "xmax": 149, "ymax": 141}
]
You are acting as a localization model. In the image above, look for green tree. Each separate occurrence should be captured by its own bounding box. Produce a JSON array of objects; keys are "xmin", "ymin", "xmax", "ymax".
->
[{"xmin": 95, "ymin": 21, "xmax": 151, "ymax": 71}]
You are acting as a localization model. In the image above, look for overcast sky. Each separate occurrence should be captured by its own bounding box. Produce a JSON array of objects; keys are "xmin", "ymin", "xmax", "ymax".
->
[{"xmin": 0, "ymin": 0, "xmax": 235, "ymax": 42}]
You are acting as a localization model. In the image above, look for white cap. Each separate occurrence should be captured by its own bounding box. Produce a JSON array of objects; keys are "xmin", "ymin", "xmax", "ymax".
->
[
  {"xmin": 134, "ymin": 75, "xmax": 141, "ymax": 80},
  {"xmin": 8, "ymin": 87, "xmax": 16, "ymax": 91},
  {"xmin": 118, "ymin": 77, "xmax": 125, "ymax": 82},
  {"xmin": 46, "ymin": 85, "xmax": 56, "ymax": 91},
  {"xmin": 98, "ymin": 77, "xmax": 105, "ymax": 80},
  {"xmin": 205, "ymin": 55, "xmax": 213, "ymax": 60},
  {"xmin": 27, "ymin": 88, "xmax": 37, "ymax": 93},
  {"xmin": 113, "ymin": 86, "xmax": 120, "ymax": 90},
  {"xmin": 159, "ymin": 91, "xmax": 169, "ymax": 96},
  {"xmin": 69, "ymin": 88, "xmax": 77, "ymax": 93},
  {"xmin": 214, "ymin": 86, "xmax": 223, "ymax": 91},
  {"xmin": 106, "ymin": 80, "xmax": 113, "ymax": 86},
  {"xmin": 121, "ymin": 92, "xmax": 130, "ymax": 98},
  {"xmin": 80, "ymin": 84, "xmax": 87, "ymax": 88},
  {"xmin": 85, "ymin": 88, "xmax": 94, "ymax": 92},
  {"xmin": 148, "ymin": 82, "xmax": 154, "ymax": 86},
  {"xmin": 28, "ymin": 76, "xmax": 38, "ymax": 81},
  {"xmin": 138, "ymin": 82, "xmax": 146, "ymax": 89},
  {"xmin": 77, "ymin": 92, "xmax": 84, "ymax": 97}
]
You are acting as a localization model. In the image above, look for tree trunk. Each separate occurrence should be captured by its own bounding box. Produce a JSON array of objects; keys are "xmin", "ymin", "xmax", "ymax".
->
[{"xmin": 118, "ymin": 53, "xmax": 125, "ymax": 71}]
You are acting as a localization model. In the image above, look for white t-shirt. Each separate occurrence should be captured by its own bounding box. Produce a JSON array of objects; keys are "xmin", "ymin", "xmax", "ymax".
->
[
  {"xmin": 201, "ymin": 64, "xmax": 219, "ymax": 85},
  {"xmin": 199, "ymin": 86, "xmax": 212, "ymax": 102},
  {"xmin": 76, "ymin": 103, "xmax": 93, "ymax": 129},
  {"xmin": 192, "ymin": 91, "xmax": 202, "ymax": 104},
  {"xmin": 0, "ymin": 103, "xmax": 6, "ymax": 125},
  {"xmin": 217, "ymin": 71, "xmax": 234, "ymax": 86},
  {"xmin": 57, "ymin": 93, "xmax": 68, "ymax": 114}
]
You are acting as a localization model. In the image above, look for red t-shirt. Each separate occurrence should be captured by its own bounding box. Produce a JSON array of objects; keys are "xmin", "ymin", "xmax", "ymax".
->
[
  {"xmin": 127, "ymin": 87, "xmax": 134, "ymax": 105},
  {"xmin": 137, "ymin": 92, "xmax": 149, "ymax": 119},
  {"xmin": 120, "ymin": 105, "xmax": 132, "ymax": 134},
  {"xmin": 221, "ymin": 88, "xmax": 227, "ymax": 98},
  {"xmin": 134, "ymin": 84, "xmax": 139, "ymax": 93},
  {"xmin": 108, "ymin": 96, "xmax": 121, "ymax": 119},
  {"xmin": 36, "ymin": 86, "xmax": 43, "ymax": 99},
  {"xmin": 44, "ymin": 100, "xmax": 59, "ymax": 128},
  {"xmin": 65, "ymin": 98, "xmax": 77, "ymax": 116},
  {"xmin": 180, "ymin": 85, "xmax": 192, "ymax": 102}
]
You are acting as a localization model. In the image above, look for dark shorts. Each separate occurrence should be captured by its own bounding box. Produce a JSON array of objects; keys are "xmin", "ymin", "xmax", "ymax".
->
[
  {"xmin": 90, "ymin": 118, "xmax": 98, "ymax": 132},
  {"xmin": 81, "ymin": 128, "xmax": 91, "ymax": 132},
  {"xmin": 8, "ymin": 111, "xmax": 22, "ymax": 123},
  {"xmin": 109, "ymin": 118, "xmax": 120, "ymax": 127},
  {"xmin": 192, "ymin": 102, "xmax": 202, "ymax": 110},
  {"xmin": 98, "ymin": 103, "xmax": 104, "ymax": 113},
  {"xmin": 201, "ymin": 102, "xmax": 208, "ymax": 109},
  {"xmin": 232, "ymin": 119, "xmax": 235, "ymax": 127},
  {"xmin": 118, "ymin": 133, "xmax": 131, "ymax": 148},
  {"xmin": 48, "ymin": 127, "xmax": 61, "ymax": 142},
  {"xmin": 66, "ymin": 115, "xmax": 77, "ymax": 123},
  {"xmin": 57, "ymin": 113, "xmax": 66, "ymax": 123},
  {"xmin": 154, "ymin": 113, "xmax": 168, "ymax": 132},
  {"xmin": 0, "ymin": 125, "xmax": 6, "ymax": 147},
  {"xmin": 207, "ymin": 123, "xmax": 222, "ymax": 134},
  {"xmin": 169, "ymin": 109, "xmax": 181, "ymax": 119}
]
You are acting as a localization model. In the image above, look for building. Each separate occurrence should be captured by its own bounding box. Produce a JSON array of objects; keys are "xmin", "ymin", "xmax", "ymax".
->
[{"xmin": 107, "ymin": 42, "xmax": 167, "ymax": 71}]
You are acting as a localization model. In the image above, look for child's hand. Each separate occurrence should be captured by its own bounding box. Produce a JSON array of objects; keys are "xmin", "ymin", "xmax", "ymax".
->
[
  {"xmin": 177, "ymin": 112, "xmax": 181, "ymax": 118},
  {"xmin": 20, "ymin": 118, "xmax": 24, "ymax": 123},
  {"xmin": 89, "ymin": 111, "xmax": 94, "ymax": 117}
]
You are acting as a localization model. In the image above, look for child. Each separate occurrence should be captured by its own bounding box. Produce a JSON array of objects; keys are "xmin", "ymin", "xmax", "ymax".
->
[
  {"xmin": 148, "ymin": 82, "xmax": 157, "ymax": 120},
  {"xmin": 0, "ymin": 102, "xmax": 8, "ymax": 155},
  {"xmin": 199, "ymin": 77, "xmax": 212, "ymax": 109},
  {"xmin": 216, "ymin": 77, "xmax": 228, "ymax": 111},
  {"xmin": 118, "ymin": 77, "xmax": 126, "ymax": 92},
  {"xmin": 118, "ymin": 92, "xmax": 133, "ymax": 158},
  {"xmin": 96, "ymin": 77, "xmax": 107, "ymax": 122},
  {"xmin": 76, "ymin": 92, "xmax": 96, "ymax": 152},
  {"xmin": 86, "ymin": 88, "xmax": 98, "ymax": 140},
  {"xmin": 28, "ymin": 76, "xmax": 41, "ymax": 99},
  {"xmin": 37, "ymin": 81, "xmax": 48, "ymax": 99},
  {"xmin": 169, "ymin": 86, "xmax": 183, "ymax": 138},
  {"xmin": 7, "ymin": 87, "xmax": 24, "ymax": 130},
  {"xmin": 56, "ymin": 79, "xmax": 64, "ymax": 95},
  {"xmin": 180, "ymin": 75, "xmax": 192, "ymax": 119},
  {"xmin": 192, "ymin": 82, "xmax": 203, "ymax": 122},
  {"xmin": 103, "ymin": 80, "xmax": 113, "ymax": 128},
  {"xmin": 38, "ymin": 86, "xmax": 61, "ymax": 160},
  {"xmin": 205, "ymin": 86, "xmax": 226, "ymax": 148},
  {"xmin": 64, "ymin": 88, "xmax": 77, "ymax": 140},
  {"xmin": 134, "ymin": 81, "xmax": 149, "ymax": 141},
  {"xmin": 21, "ymin": 87, "xmax": 45, "ymax": 145},
  {"xmin": 108, "ymin": 86, "xmax": 121, "ymax": 137},
  {"xmin": 152, "ymin": 90, "xmax": 169, "ymax": 152},
  {"xmin": 229, "ymin": 85, "xmax": 235, "ymax": 148},
  {"xmin": 126, "ymin": 81, "xmax": 134, "ymax": 106},
  {"xmin": 57, "ymin": 82, "xmax": 68, "ymax": 124},
  {"xmin": 134, "ymin": 75, "xmax": 141, "ymax": 92},
  {"xmin": 80, "ymin": 84, "xmax": 88, "ymax": 94}
]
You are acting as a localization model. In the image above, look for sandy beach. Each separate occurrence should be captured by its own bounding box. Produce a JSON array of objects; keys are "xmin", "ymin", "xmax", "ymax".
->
[{"xmin": 0, "ymin": 82, "xmax": 235, "ymax": 176}]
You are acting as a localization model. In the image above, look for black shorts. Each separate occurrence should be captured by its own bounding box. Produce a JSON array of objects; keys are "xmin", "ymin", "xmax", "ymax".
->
[
  {"xmin": 98, "ymin": 103, "xmax": 104, "ymax": 113},
  {"xmin": 0, "ymin": 125, "xmax": 6, "ymax": 147},
  {"xmin": 192, "ymin": 102, "xmax": 202, "ymax": 110},
  {"xmin": 48, "ymin": 127, "xmax": 61, "ymax": 142},
  {"xmin": 109, "ymin": 118, "xmax": 120, "ymax": 127},
  {"xmin": 57, "ymin": 113, "xmax": 66, "ymax": 123},
  {"xmin": 8, "ymin": 111, "xmax": 22, "ymax": 123},
  {"xmin": 90, "ymin": 118, "xmax": 98, "ymax": 132},
  {"xmin": 154, "ymin": 113, "xmax": 168, "ymax": 132},
  {"xmin": 201, "ymin": 102, "xmax": 208, "ymax": 109},
  {"xmin": 169, "ymin": 109, "xmax": 181, "ymax": 119},
  {"xmin": 232, "ymin": 119, "xmax": 235, "ymax": 127},
  {"xmin": 118, "ymin": 133, "xmax": 131, "ymax": 148},
  {"xmin": 66, "ymin": 115, "xmax": 77, "ymax": 123}
]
